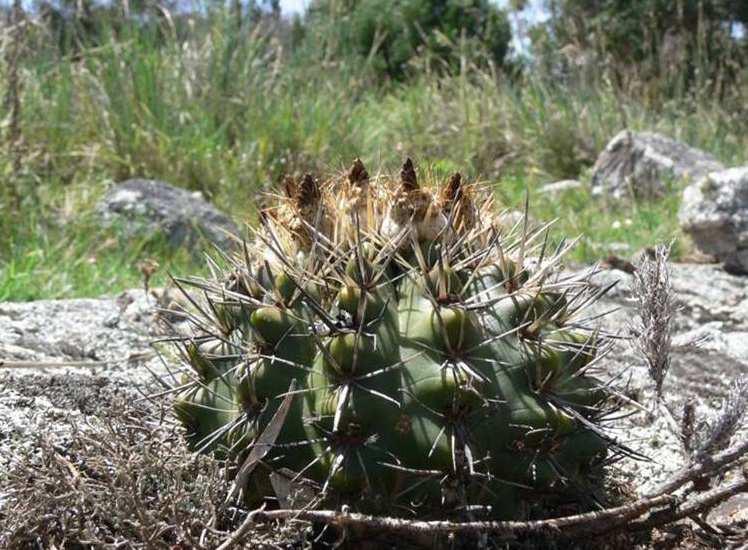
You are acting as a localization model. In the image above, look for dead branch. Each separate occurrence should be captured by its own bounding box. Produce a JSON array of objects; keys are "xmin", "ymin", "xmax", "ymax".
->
[
  {"xmin": 215, "ymin": 504, "xmax": 268, "ymax": 550},
  {"xmin": 230, "ymin": 477, "xmax": 746, "ymax": 543},
  {"xmin": 632, "ymin": 478, "xmax": 748, "ymax": 531},
  {"xmin": 648, "ymin": 437, "xmax": 748, "ymax": 497},
  {"xmin": 237, "ymin": 494, "xmax": 675, "ymax": 539}
]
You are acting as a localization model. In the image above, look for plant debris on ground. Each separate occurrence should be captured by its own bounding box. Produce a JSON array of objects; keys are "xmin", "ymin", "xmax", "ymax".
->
[{"xmin": 0, "ymin": 397, "xmax": 312, "ymax": 549}]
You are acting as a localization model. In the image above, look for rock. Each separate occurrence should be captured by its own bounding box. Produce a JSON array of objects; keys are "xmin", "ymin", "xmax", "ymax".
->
[
  {"xmin": 539, "ymin": 179, "xmax": 582, "ymax": 195},
  {"xmin": 673, "ymin": 322, "xmax": 748, "ymax": 363},
  {"xmin": 0, "ymin": 287, "xmax": 200, "ymax": 477},
  {"xmin": 97, "ymin": 179, "xmax": 241, "ymax": 250},
  {"xmin": 591, "ymin": 130, "xmax": 724, "ymax": 200},
  {"xmin": 584, "ymin": 266, "xmax": 634, "ymax": 298},
  {"xmin": 668, "ymin": 263, "xmax": 748, "ymax": 325},
  {"xmin": 679, "ymin": 166, "xmax": 748, "ymax": 274},
  {"xmin": 565, "ymin": 263, "xmax": 748, "ymax": 506},
  {"xmin": 0, "ymin": 290, "xmax": 161, "ymax": 365},
  {"xmin": 0, "ymin": 291, "xmax": 158, "ymax": 472},
  {"xmin": 580, "ymin": 263, "xmax": 748, "ymax": 332}
]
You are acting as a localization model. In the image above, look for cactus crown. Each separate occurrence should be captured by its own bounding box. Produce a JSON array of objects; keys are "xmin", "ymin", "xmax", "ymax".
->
[{"xmin": 171, "ymin": 159, "xmax": 616, "ymax": 520}]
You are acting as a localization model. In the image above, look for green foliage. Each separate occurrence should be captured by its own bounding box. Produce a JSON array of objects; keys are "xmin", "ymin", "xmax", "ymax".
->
[
  {"xmin": 306, "ymin": 0, "xmax": 512, "ymax": 80},
  {"xmin": 0, "ymin": 202, "xmax": 207, "ymax": 301},
  {"xmin": 537, "ymin": 0, "xmax": 748, "ymax": 102},
  {"xmin": 1, "ymin": 7, "xmax": 747, "ymax": 301},
  {"xmin": 543, "ymin": 0, "xmax": 748, "ymax": 59},
  {"xmin": 172, "ymin": 164, "xmax": 612, "ymax": 519},
  {"xmin": 37, "ymin": 0, "xmax": 177, "ymax": 55}
]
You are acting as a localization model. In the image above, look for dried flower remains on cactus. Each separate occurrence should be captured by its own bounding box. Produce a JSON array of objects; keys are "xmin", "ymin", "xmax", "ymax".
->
[{"xmin": 169, "ymin": 158, "xmax": 623, "ymax": 520}]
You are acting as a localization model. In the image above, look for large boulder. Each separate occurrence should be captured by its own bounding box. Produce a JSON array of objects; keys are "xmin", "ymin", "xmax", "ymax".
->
[
  {"xmin": 679, "ymin": 166, "xmax": 748, "ymax": 274},
  {"xmin": 591, "ymin": 130, "xmax": 724, "ymax": 199},
  {"xmin": 97, "ymin": 179, "xmax": 240, "ymax": 249}
]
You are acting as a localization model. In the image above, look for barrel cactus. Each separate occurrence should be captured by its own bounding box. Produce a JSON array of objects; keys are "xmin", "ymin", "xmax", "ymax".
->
[{"xmin": 171, "ymin": 159, "xmax": 614, "ymax": 521}]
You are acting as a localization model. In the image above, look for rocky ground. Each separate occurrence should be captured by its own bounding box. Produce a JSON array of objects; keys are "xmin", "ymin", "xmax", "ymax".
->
[
  {"xmin": 578, "ymin": 263, "xmax": 748, "ymax": 533},
  {"xmin": 0, "ymin": 290, "xmax": 166, "ymax": 477},
  {"xmin": 1, "ymin": 263, "xmax": 747, "ymax": 546}
]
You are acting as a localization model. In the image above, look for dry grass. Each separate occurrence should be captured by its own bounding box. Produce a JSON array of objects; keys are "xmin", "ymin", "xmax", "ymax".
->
[
  {"xmin": 0, "ymin": 398, "xmax": 306, "ymax": 549},
  {"xmin": 631, "ymin": 244, "xmax": 675, "ymax": 399}
]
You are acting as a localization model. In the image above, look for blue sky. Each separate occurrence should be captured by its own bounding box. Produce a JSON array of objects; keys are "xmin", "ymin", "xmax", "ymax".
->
[{"xmin": 279, "ymin": 0, "xmax": 308, "ymax": 13}]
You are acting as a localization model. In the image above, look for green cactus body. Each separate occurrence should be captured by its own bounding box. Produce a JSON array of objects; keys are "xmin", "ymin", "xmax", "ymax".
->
[{"xmin": 172, "ymin": 159, "xmax": 610, "ymax": 519}]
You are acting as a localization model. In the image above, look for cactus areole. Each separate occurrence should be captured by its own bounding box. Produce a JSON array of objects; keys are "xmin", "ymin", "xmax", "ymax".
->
[{"xmin": 172, "ymin": 158, "xmax": 612, "ymax": 520}]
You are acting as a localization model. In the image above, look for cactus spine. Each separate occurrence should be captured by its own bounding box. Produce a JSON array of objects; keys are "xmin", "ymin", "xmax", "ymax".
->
[{"xmin": 172, "ymin": 159, "xmax": 612, "ymax": 520}]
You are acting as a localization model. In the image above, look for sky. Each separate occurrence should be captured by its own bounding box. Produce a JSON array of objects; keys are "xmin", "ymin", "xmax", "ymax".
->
[
  {"xmin": 278, "ymin": 0, "xmax": 549, "ymax": 54},
  {"xmin": 279, "ymin": 0, "xmax": 308, "ymax": 13},
  {"xmin": 279, "ymin": 0, "xmax": 546, "ymax": 17},
  {"xmin": 277, "ymin": 1, "xmax": 745, "ymax": 51}
]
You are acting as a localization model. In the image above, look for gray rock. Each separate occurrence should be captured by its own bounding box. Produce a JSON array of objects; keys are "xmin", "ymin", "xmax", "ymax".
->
[
  {"xmin": 0, "ymin": 287, "xmax": 198, "ymax": 480},
  {"xmin": 539, "ymin": 179, "xmax": 582, "ymax": 195},
  {"xmin": 579, "ymin": 262, "xmax": 748, "ymax": 335},
  {"xmin": 673, "ymin": 322, "xmax": 748, "ymax": 363},
  {"xmin": 679, "ymin": 166, "xmax": 748, "ymax": 274},
  {"xmin": 591, "ymin": 130, "xmax": 724, "ymax": 199},
  {"xmin": 97, "ymin": 179, "xmax": 241, "ymax": 250},
  {"xmin": 0, "ymin": 290, "xmax": 164, "ymax": 474},
  {"xmin": 567, "ymin": 263, "xmax": 748, "ymax": 507},
  {"xmin": 585, "ymin": 267, "xmax": 633, "ymax": 298}
]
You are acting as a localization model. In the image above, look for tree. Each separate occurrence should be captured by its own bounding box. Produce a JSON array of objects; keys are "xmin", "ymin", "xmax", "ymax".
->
[
  {"xmin": 535, "ymin": 0, "xmax": 748, "ymax": 99},
  {"xmin": 306, "ymin": 0, "xmax": 512, "ymax": 81},
  {"xmin": 35, "ymin": 0, "xmax": 182, "ymax": 55}
]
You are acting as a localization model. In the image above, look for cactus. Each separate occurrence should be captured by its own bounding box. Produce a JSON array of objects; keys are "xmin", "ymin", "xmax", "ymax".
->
[{"xmin": 171, "ymin": 159, "xmax": 614, "ymax": 520}]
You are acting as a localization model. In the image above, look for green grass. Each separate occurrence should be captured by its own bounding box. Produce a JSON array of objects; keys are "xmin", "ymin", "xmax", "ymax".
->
[
  {"xmin": 0, "ymin": 12, "xmax": 745, "ymax": 301},
  {"xmin": 502, "ymin": 176, "xmax": 684, "ymax": 264},
  {"xmin": 0, "ymin": 209, "xmax": 209, "ymax": 302}
]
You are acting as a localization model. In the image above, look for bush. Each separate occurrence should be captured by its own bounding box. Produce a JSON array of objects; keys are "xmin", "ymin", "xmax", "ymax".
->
[
  {"xmin": 535, "ymin": 0, "xmax": 748, "ymax": 103},
  {"xmin": 305, "ymin": 0, "xmax": 512, "ymax": 80}
]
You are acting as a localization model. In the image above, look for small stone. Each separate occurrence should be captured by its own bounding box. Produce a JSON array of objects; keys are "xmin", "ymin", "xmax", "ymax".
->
[
  {"xmin": 539, "ymin": 179, "xmax": 582, "ymax": 195},
  {"xmin": 103, "ymin": 314, "xmax": 120, "ymax": 329}
]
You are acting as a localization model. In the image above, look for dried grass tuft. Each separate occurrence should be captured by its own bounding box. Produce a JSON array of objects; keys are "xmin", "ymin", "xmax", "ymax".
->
[
  {"xmin": 695, "ymin": 374, "xmax": 748, "ymax": 458},
  {"xmin": 0, "ymin": 398, "xmax": 306, "ymax": 549},
  {"xmin": 631, "ymin": 243, "xmax": 676, "ymax": 399}
]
